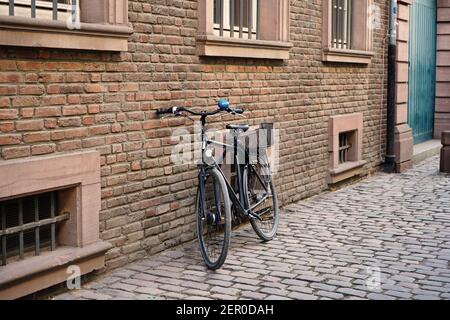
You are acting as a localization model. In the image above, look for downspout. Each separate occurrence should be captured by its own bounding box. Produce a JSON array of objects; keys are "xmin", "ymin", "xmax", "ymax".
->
[{"xmin": 384, "ymin": 0, "xmax": 398, "ymax": 173}]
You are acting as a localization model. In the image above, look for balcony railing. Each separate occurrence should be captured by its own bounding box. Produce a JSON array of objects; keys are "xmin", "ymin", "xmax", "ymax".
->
[
  {"xmin": 0, "ymin": 191, "xmax": 70, "ymax": 266},
  {"xmin": 338, "ymin": 131, "xmax": 353, "ymax": 164}
]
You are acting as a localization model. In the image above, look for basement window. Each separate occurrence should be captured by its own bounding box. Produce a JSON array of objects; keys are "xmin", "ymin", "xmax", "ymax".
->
[
  {"xmin": 339, "ymin": 131, "xmax": 354, "ymax": 164},
  {"xmin": 328, "ymin": 113, "xmax": 366, "ymax": 184},
  {"xmin": 0, "ymin": 191, "xmax": 69, "ymax": 266},
  {"xmin": 0, "ymin": 151, "xmax": 111, "ymax": 300}
]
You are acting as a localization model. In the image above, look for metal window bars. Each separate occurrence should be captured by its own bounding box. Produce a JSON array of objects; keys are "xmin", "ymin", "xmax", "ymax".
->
[
  {"xmin": 338, "ymin": 132, "xmax": 352, "ymax": 164},
  {"xmin": 2, "ymin": 0, "xmax": 75, "ymax": 21},
  {"xmin": 332, "ymin": 0, "xmax": 352, "ymax": 49},
  {"xmin": 0, "ymin": 191, "xmax": 69, "ymax": 266},
  {"xmin": 214, "ymin": 0, "xmax": 260, "ymax": 40}
]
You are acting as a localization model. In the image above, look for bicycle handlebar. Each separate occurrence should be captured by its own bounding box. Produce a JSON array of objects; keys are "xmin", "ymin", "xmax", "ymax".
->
[
  {"xmin": 156, "ymin": 107, "xmax": 181, "ymax": 115},
  {"xmin": 156, "ymin": 100, "xmax": 244, "ymax": 117},
  {"xmin": 232, "ymin": 108, "xmax": 244, "ymax": 114}
]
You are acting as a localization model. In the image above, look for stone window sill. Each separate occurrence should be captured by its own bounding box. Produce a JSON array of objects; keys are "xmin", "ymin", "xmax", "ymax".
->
[
  {"xmin": 323, "ymin": 48, "xmax": 374, "ymax": 64},
  {"xmin": 0, "ymin": 241, "xmax": 112, "ymax": 299},
  {"xmin": 328, "ymin": 160, "xmax": 367, "ymax": 184},
  {"xmin": 0, "ymin": 16, "xmax": 132, "ymax": 51},
  {"xmin": 196, "ymin": 35, "xmax": 293, "ymax": 60}
]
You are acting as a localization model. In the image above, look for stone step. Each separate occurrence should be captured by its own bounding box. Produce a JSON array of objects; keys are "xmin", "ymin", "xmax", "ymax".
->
[{"xmin": 413, "ymin": 139, "xmax": 442, "ymax": 165}]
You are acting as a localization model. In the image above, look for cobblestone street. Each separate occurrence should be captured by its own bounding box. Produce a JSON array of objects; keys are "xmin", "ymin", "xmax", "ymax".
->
[{"xmin": 54, "ymin": 156, "xmax": 450, "ymax": 300}]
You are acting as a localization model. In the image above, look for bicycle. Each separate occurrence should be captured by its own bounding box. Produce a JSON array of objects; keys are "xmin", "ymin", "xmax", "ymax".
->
[{"xmin": 157, "ymin": 99, "xmax": 279, "ymax": 270}]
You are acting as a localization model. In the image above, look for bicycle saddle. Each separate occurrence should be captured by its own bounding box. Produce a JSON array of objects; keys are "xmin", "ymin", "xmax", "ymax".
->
[{"xmin": 226, "ymin": 124, "xmax": 249, "ymax": 132}]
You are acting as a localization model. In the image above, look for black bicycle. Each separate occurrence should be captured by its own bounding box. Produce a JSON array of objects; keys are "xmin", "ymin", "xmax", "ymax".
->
[{"xmin": 157, "ymin": 99, "xmax": 279, "ymax": 269}]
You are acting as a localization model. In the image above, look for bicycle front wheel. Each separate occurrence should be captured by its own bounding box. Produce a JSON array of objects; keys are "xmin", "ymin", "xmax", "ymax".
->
[
  {"xmin": 243, "ymin": 154, "xmax": 279, "ymax": 241},
  {"xmin": 196, "ymin": 167, "xmax": 231, "ymax": 270}
]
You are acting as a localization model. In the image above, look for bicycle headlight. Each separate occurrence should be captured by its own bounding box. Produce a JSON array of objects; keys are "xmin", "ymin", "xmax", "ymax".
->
[
  {"xmin": 203, "ymin": 146, "xmax": 216, "ymax": 165},
  {"xmin": 204, "ymin": 148, "xmax": 213, "ymax": 158}
]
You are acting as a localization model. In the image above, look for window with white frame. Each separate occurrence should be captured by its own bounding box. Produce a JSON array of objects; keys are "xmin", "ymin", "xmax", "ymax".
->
[
  {"xmin": 331, "ymin": 0, "xmax": 352, "ymax": 49},
  {"xmin": 323, "ymin": 0, "xmax": 373, "ymax": 64},
  {"xmin": 213, "ymin": 0, "xmax": 259, "ymax": 39},
  {"xmin": 0, "ymin": 0, "xmax": 131, "ymax": 51},
  {"xmin": 0, "ymin": 0, "xmax": 73, "ymax": 22},
  {"xmin": 198, "ymin": 0, "xmax": 291, "ymax": 59}
]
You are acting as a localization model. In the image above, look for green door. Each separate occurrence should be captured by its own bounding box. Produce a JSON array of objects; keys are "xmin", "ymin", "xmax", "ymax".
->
[{"xmin": 408, "ymin": 0, "xmax": 437, "ymax": 144}]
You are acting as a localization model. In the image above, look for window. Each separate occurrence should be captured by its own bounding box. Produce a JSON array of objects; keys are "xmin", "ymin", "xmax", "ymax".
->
[
  {"xmin": 0, "ymin": 0, "xmax": 72, "ymax": 21},
  {"xmin": 328, "ymin": 114, "xmax": 366, "ymax": 184},
  {"xmin": 338, "ymin": 131, "xmax": 354, "ymax": 164},
  {"xmin": 331, "ymin": 0, "xmax": 352, "ymax": 49},
  {"xmin": 0, "ymin": 151, "xmax": 110, "ymax": 299},
  {"xmin": 213, "ymin": 0, "xmax": 258, "ymax": 39},
  {"xmin": 323, "ymin": 0, "xmax": 374, "ymax": 64},
  {"xmin": 0, "ymin": 191, "xmax": 69, "ymax": 266},
  {"xmin": 197, "ymin": 0, "xmax": 292, "ymax": 59},
  {"xmin": 0, "ymin": 0, "xmax": 132, "ymax": 51}
]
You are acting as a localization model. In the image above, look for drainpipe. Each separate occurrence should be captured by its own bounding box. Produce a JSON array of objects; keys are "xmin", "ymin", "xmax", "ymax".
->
[{"xmin": 384, "ymin": 0, "xmax": 398, "ymax": 173}]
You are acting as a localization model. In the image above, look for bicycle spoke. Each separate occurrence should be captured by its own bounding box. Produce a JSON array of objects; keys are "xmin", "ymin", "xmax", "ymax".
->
[
  {"xmin": 197, "ymin": 168, "xmax": 231, "ymax": 269},
  {"xmin": 245, "ymin": 154, "xmax": 279, "ymax": 240}
]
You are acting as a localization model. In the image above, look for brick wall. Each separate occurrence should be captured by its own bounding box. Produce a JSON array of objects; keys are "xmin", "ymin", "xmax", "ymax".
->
[{"xmin": 0, "ymin": 0, "xmax": 389, "ymax": 270}]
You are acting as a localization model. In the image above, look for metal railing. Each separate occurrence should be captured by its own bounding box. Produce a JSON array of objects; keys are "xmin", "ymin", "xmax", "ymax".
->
[
  {"xmin": 214, "ymin": 0, "xmax": 260, "ymax": 40},
  {"xmin": 339, "ymin": 132, "xmax": 352, "ymax": 164},
  {"xmin": 0, "ymin": 191, "xmax": 69, "ymax": 266},
  {"xmin": 331, "ymin": 0, "xmax": 352, "ymax": 49},
  {"xmin": 1, "ymin": 0, "xmax": 75, "ymax": 21}
]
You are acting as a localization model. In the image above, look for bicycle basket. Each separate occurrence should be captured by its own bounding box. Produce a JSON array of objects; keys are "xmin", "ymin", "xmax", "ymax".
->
[{"xmin": 240, "ymin": 123, "xmax": 274, "ymax": 165}]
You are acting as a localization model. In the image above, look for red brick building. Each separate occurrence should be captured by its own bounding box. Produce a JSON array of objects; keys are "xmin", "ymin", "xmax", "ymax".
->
[{"xmin": 0, "ymin": 0, "xmax": 448, "ymax": 298}]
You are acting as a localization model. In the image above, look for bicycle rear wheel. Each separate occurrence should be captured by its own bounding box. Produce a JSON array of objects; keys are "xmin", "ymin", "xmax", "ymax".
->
[
  {"xmin": 196, "ymin": 167, "xmax": 231, "ymax": 270},
  {"xmin": 243, "ymin": 154, "xmax": 279, "ymax": 241}
]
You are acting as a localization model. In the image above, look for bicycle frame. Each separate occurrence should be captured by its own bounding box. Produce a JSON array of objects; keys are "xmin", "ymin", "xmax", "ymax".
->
[{"xmin": 197, "ymin": 114, "xmax": 269, "ymax": 222}]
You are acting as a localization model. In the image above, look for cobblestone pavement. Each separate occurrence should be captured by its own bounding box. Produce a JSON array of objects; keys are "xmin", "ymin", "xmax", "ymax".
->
[{"xmin": 54, "ymin": 156, "xmax": 450, "ymax": 300}]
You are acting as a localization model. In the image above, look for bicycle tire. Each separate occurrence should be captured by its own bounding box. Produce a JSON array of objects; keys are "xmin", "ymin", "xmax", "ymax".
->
[
  {"xmin": 196, "ymin": 167, "xmax": 232, "ymax": 270},
  {"xmin": 243, "ymin": 155, "xmax": 280, "ymax": 241}
]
